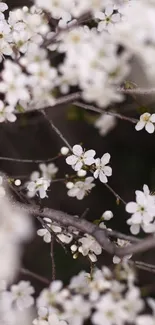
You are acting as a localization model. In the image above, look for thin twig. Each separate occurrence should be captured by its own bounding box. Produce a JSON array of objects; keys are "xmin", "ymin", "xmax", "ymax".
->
[
  {"xmin": 42, "ymin": 110, "xmax": 72, "ymax": 151},
  {"xmin": 50, "ymin": 238, "xmax": 56, "ymax": 281},
  {"xmin": 133, "ymin": 261, "xmax": 155, "ymax": 274},
  {"xmin": 0, "ymin": 155, "xmax": 60, "ymax": 164},
  {"xmin": 16, "ymin": 93, "xmax": 81, "ymax": 114},
  {"xmin": 80, "ymin": 208, "xmax": 89, "ymax": 219},
  {"xmin": 118, "ymin": 87, "xmax": 155, "ymax": 95},
  {"xmin": 20, "ymin": 268, "xmax": 50, "ymax": 285},
  {"xmin": 104, "ymin": 183, "xmax": 126, "ymax": 205},
  {"xmin": 107, "ymin": 229, "xmax": 141, "ymax": 243},
  {"xmin": 74, "ymin": 101, "xmax": 138, "ymax": 124}
]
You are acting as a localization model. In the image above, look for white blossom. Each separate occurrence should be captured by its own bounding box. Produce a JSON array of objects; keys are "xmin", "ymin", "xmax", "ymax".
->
[
  {"xmin": 113, "ymin": 239, "xmax": 132, "ymax": 264},
  {"xmin": 95, "ymin": 114, "xmax": 117, "ymax": 137},
  {"xmin": 0, "ymin": 100, "xmax": 16, "ymax": 123},
  {"xmin": 27, "ymin": 177, "xmax": 50, "ymax": 198},
  {"xmin": 33, "ymin": 308, "xmax": 67, "ymax": 325},
  {"xmin": 37, "ymin": 217, "xmax": 73, "ymax": 244},
  {"xmin": 78, "ymin": 234, "xmax": 102, "ymax": 262},
  {"xmin": 94, "ymin": 153, "xmax": 112, "ymax": 183},
  {"xmin": 95, "ymin": 5, "xmax": 121, "ymax": 32},
  {"xmin": 135, "ymin": 113, "xmax": 155, "ymax": 134},
  {"xmin": 66, "ymin": 145, "xmax": 96, "ymax": 171},
  {"xmin": 63, "ymin": 295, "xmax": 91, "ymax": 325},
  {"xmin": 67, "ymin": 177, "xmax": 95, "ymax": 200},
  {"xmin": 126, "ymin": 186, "xmax": 155, "ymax": 234},
  {"xmin": 11, "ymin": 281, "xmax": 34, "ymax": 311},
  {"xmin": 92, "ymin": 292, "xmax": 127, "ymax": 325},
  {"xmin": 0, "ymin": 60, "xmax": 30, "ymax": 106},
  {"xmin": 39, "ymin": 163, "xmax": 58, "ymax": 180}
]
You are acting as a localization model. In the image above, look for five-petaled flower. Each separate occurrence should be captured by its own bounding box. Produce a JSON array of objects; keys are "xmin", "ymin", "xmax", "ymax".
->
[
  {"xmin": 67, "ymin": 177, "xmax": 95, "ymax": 200},
  {"xmin": 126, "ymin": 186, "xmax": 155, "ymax": 234},
  {"xmin": 66, "ymin": 145, "xmax": 96, "ymax": 171},
  {"xmin": 135, "ymin": 113, "xmax": 155, "ymax": 134},
  {"xmin": 27, "ymin": 177, "xmax": 50, "ymax": 199},
  {"xmin": 94, "ymin": 153, "xmax": 112, "ymax": 183}
]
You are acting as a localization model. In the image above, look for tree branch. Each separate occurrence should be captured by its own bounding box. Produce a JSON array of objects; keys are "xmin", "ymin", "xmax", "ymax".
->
[
  {"xmin": 19, "ymin": 203, "xmax": 155, "ymax": 257},
  {"xmin": 42, "ymin": 110, "xmax": 72, "ymax": 151},
  {"xmin": 74, "ymin": 101, "xmax": 138, "ymax": 124},
  {"xmin": 0, "ymin": 155, "xmax": 60, "ymax": 164},
  {"xmin": 20, "ymin": 267, "xmax": 50, "ymax": 285}
]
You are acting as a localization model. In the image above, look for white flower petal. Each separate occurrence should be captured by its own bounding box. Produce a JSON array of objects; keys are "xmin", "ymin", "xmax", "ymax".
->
[
  {"xmin": 145, "ymin": 122, "xmax": 154, "ymax": 134},
  {"xmin": 73, "ymin": 145, "xmax": 83, "ymax": 156},
  {"xmin": 66, "ymin": 155, "xmax": 78, "ymax": 165},
  {"xmin": 126, "ymin": 202, "xmax": 137, "ymax": 213},
  {"xmin": 150, "ymin": 114, "xmax": 155, "ymax": 123},
  {"xmin": 74, "ymin": 160, "xmax": 83, "ymax": 171},
  {"xmin": 135, "ymin": 121, "xmax": 145, "ymax": 131},
  {"xmin": 99, "ymin": 171, "xmax": 107, "ymax": 183},
  {"xmin": 130, "ymin": 224, "xmax": 140, "ymax": 235},
  {"xmin": 103, "ymin": 166, "xmax": 112, "ymax": 176},
  {"xmin": 101, "ymin": 153, "xmax": 110, "ymax": 165}
]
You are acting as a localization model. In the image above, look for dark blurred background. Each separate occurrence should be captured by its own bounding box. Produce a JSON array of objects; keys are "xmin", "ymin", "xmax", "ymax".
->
[{"xmin": 2, "ymin": 0, "xmax": 155, "ymax": 295}]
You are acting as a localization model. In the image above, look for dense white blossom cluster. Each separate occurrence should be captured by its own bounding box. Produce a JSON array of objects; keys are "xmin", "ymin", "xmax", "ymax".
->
[
  {"xmin": 0, "ymin": 0, "xmax": 154, "ymax": 134},
  {"xmin": 33, "ymin": 265, "xmax": 148, "ymax": 325},
  {"xmin": 65, "ymin": 145, "xmax": 112, "ymax": 199},
  {"xmin": 1, "ymin": 1, "xmax": 155, "ymax": 324}
]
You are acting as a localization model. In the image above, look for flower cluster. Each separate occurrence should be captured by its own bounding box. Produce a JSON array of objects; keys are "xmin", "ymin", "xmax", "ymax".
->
[
  {"xmin": 71, "ymin": 234, "xmax": 102, "ymax": 262},
  {"xmin": 65, "ymin": 145, "xmax": 112, "ymax": 199},
  {"xmin": 26, "ymin": 163, "xmax": 58, "ymax": 198},
  {"xmin": 37, "ymin": 217, "xmax": 74, "ymax": 244},
  {"xmin": 34, "ymin": 265, "xmax": 146, "ymax": 325}
]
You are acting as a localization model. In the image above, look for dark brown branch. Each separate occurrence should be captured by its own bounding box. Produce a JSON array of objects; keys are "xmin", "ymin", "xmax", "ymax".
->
[
  {"xmin": 21, "ymin": 203, "xmax": 115, "ymax": 255},
  {"xmin": 19, "ymin": 203, "xmax": 155, "ymax": 257}
]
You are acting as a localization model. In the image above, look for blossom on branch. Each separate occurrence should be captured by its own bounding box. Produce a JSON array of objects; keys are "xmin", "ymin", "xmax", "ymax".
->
[
  {"xmin": 67, "ymin": 177, "xmax": 95, "ymax": 200},
  {"xmin": 66, "ymin": 145, "xmax": 96, "ymax": 171},
  {"xmin": 126, "ymin": 185, "xmax": 155, "ymax": 234},
  {"xmin": 94, "ymin": 153, "xmax": 112, "ymax": 183},
  {"xmin": 135, "ymin": 113, "xmax": 155, "ymax": 134}
]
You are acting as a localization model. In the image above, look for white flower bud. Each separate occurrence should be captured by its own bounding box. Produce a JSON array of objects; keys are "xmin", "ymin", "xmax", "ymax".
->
[
  {"xmin": 61, "ymin": 147, "xmax": 69, "ymax": 155},
  {"xmin": 77, "ymin": 169, "xmax": 87, "ymax": 177},
  {"xmin": 23, "ymin": 6, "xmax": 28, "ymax": 12},
  {"xmin": 14, "ymin": 179, "xmax": 21, "ymax": 186},
  {"xmin": 71, "ymin": 244, "xmax": 77, "ymax": 252},
  {"xmin": 102, "ymin": 210, "xmax": 113, "ymax": 221},
  {"xmin": 73, "ymin": 253, "xmax": 78, "ymax": 259},
  {"xmin": 66, "ymin": 182, "xmax": 74, "ymax": 189},
  {"xmin": 113, "ymin": 256, "xmax": 121, "ymax": 264}
]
